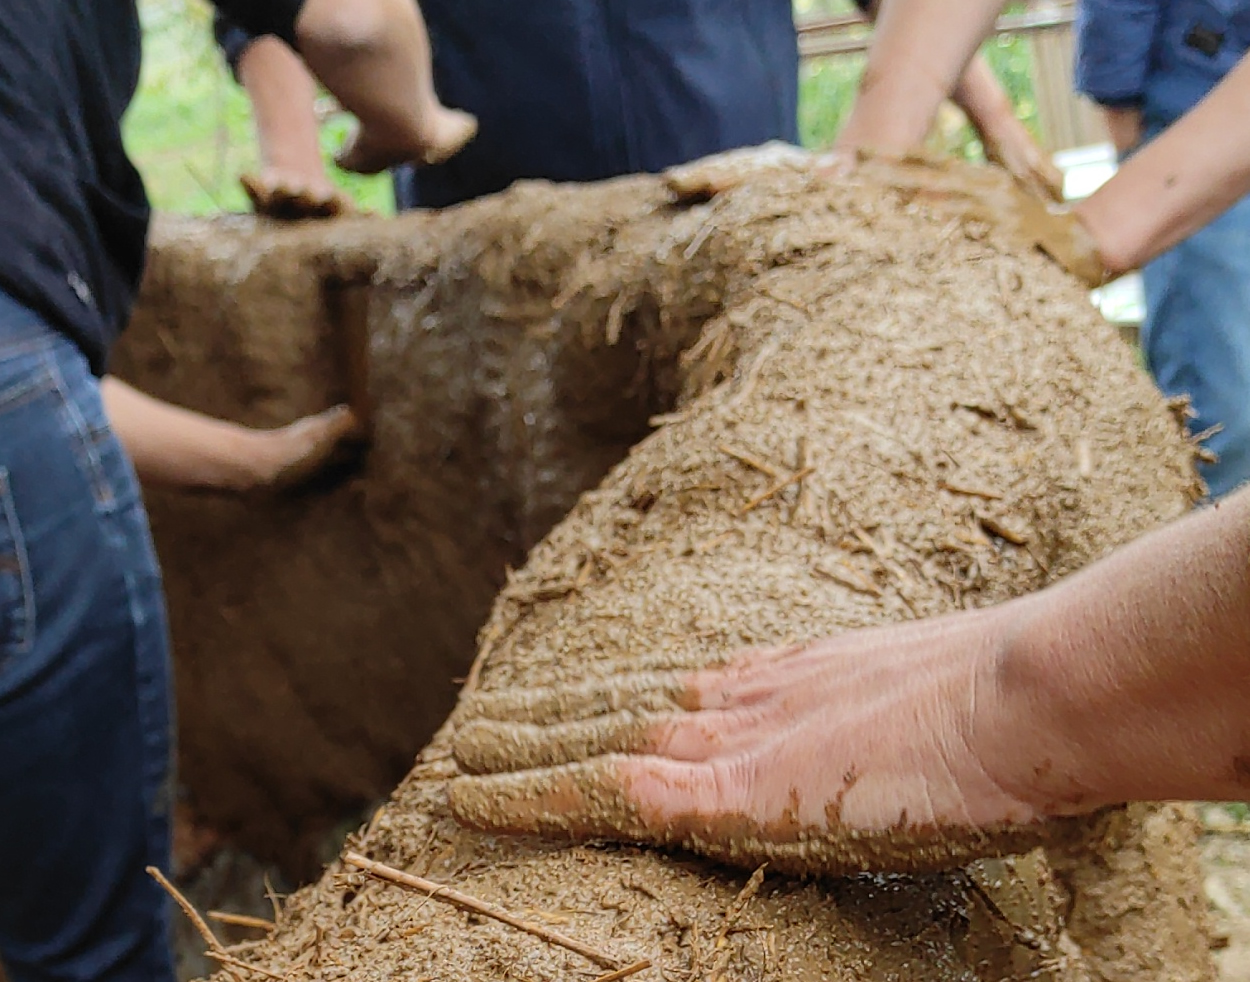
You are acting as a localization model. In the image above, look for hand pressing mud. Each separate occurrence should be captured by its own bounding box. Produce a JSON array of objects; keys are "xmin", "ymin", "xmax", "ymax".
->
[
  {"xmin": 103, "ymin": 378, "xmax": 369, "ymax": 495},
  {"xmin": 667, "ymin": 151, "xmax": 1104, "ymax": 288},
  {"xmin": 979, "ymin": 118, "xmax": 1066, "ymax": 205},
  {"xmin": 450, "ymin": 600, "xmax": 1101, "ymax": 877},
  {"xmin": 852, "ymin": 152, "xmax": 1109, "ymax": 288},
  {"xmin": 251, "ymin": 404, "xmax": 369, "ymax": 494},
  {"xmin": 453, "ymin": 484, "xmax": 1250, "ymax": 877}
]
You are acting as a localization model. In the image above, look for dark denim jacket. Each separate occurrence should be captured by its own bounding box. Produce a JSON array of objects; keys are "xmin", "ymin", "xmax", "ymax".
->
[
  {"xmin": 218, "ymin": 0, "xmax": 799, "ymax": 209},
  {"xmin": 1076, "ymin": 0, "xmax": 1250, "ymax": 125}
]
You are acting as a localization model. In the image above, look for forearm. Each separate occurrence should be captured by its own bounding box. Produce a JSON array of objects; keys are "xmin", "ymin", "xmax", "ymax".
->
[
  {"xmin": 236, "ymin": 35, "xmax": 324, "ymax": 179},
  {"xmin": 950, "ymin": 54, "xmax": 1014, "ymax": 138},
  {"xmin": 102, "ymin": 378, "xmax": 266, "ymax": 492},
  {"xmin": 1075, "ymin": 54, "xmax": 1250, "ymax": 274},
  {"xmin": 837, "ymin": 0, "xmax": 1006, "ymax": 152},
  {"xmin": 998, "ymin": 488, "xmax": 1250, "ymax": 811}
]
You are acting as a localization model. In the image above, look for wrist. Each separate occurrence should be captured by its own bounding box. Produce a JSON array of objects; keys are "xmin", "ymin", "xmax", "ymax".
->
[
  {"xmin": 972, "ymin": 592, "xmax": 1112, "ymax": 818},
  {"xmin": 1064, "ymin": 200, "xmax": 1120, "ymax": 283}
]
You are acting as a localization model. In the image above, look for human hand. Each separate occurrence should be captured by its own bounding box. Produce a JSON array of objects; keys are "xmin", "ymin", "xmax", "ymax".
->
[
  {"xmin": 240, "ymin": 170, "xmax": 357, "ymax": 221},
  {"xmin": 978, "ymin": 114, "xmax": 1066, "ymax": 204},
  {"xmin": 850, "ymin": 152, "xmax": 1110, "ymax": 288},
  {"xmin": 1102, "ymin": 106, "xmax": 1143, "ymax": 157},
  {"xmin": 972, "ymin": 176, "xmax": 1108, "ymax": 288},
  {"xmin": 449, "ymin": 604, "xmax": 1097, "ymax": 877},
  {"xmin": 247, "ymin": 404, "xmax": 369, "ymax": 494}
]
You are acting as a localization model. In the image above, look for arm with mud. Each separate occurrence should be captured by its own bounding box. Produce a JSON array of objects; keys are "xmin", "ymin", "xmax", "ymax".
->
[
  {"xmin": 850, "ymin": 0, "xmax": 1063, "ymax": 201},
  {"xmin": 837, "ymin": 0, "xmax": 1250, "ymax": 277},
  {"xmin": 102, "ymin": 378, "xmax": 365, "ymax": 493},
  {"xmin": 452, "ymin": 484, "xmax": 1250, "ymax": 873}
]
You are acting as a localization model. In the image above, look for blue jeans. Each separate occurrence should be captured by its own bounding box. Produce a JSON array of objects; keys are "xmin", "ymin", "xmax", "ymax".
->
[
  {"xmin": 1139, "ymin": 124, "xmax": 1250, "ymax": 499},
  {"xmin": 0, "ymin": 294, "xmax": 175, "ymax": 982}
]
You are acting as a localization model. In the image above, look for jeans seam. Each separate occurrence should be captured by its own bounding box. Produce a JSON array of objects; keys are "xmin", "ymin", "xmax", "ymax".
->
[
  {"xmin": 0, "ymin": 333, "xmax": 57, "ymax": 364},
  {"xmin": 44, "ymin": 350, "xmax": 116, "ymax": 512},
  {"xmin": 0, "ymin": 361, "xmax": 56, "ymax": 415},
  {"xmin": 0, "ymin": 468, "xmax": 35, "ymax": 662}
]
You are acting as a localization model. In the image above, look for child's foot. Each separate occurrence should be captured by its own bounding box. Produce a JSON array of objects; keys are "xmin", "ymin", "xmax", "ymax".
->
[
  {"xmin": 241, "ymin": 170, "xmax": 357, "ymax": 221},
  {"xmin": 336, "ymin": 107, "xmax": 478, "ymax": 174},
  {"xmin": 417, "ymin": 106, "xmax": 479, "ymax": 166}
]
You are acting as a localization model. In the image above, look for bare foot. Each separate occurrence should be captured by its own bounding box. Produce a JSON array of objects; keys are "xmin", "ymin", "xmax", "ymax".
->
[
  {"xmin": 449, "ymin": 601, "xmax": 1099, "ymax": 876},
  {"xmin": 247, "ymin": 405, "xmax": 369, "ymax": 494},
  {"xmin": 241, "ymin": 170, "xmax": 357, "ymax": 221},
  {"xmin": 336, "ymin": 107, "xmax": 478, "ymax": 174}
]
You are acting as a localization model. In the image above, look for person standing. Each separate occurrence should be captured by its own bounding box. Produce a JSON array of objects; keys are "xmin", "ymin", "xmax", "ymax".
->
[
  {"xmin": 1077, "ymin": 0, "xmax": 1250, "ymax": 497},
  {"xmin": 0, "ymin": 1, "xmax": 451, "ymax": 978}
]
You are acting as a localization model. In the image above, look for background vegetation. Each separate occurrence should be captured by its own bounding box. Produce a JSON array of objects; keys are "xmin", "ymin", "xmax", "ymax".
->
[{"xmin": 127, "ymin": 0, "xmax": 1042, "ymax": 215}]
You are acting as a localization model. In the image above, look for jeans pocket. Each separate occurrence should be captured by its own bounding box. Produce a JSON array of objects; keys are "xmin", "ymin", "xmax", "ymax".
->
[{"xmin": 0, "ymin": 466, "xmax": 35, "ymax": 669}]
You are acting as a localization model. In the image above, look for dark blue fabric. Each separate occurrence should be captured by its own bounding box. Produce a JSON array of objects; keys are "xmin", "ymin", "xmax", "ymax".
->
[
  {"xmin": 1076, "ymin": 0, "xmax": 1250, "ymax": 123},
  {"xmin": 220, "ymin": 1, "xmax": 799, "ymax": 210},
  {"xmin": 0, "ymin": 295, "xmax": 175, "ymax": 982},
  {"xmin": 0, "ymin": 1, "xmax": 304, "ymax": 376},
  {"xmin": 416, "ymin": 0, "xmax": 797, "ymax": 208}
]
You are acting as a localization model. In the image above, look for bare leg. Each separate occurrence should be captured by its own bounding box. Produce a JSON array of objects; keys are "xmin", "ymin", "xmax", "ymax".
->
[
  {"xmin": 235, "ymin": 36, "xmax": 355, "ymax": 218},
  {"xmin": 297, "ymin": 0, "xmax": 477, "ymax": 174},
  {"xmin": 101, "ymin": 378, "xmax": 366, "ymax": 494},
  {"xmin": 400, "ymin": 0, "xmax": 478, "ymax": 166}
]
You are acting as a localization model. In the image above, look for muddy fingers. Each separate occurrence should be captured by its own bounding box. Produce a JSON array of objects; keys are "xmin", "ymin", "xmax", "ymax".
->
[
  {"xmin": 453, "ymin": 711, "xmax": 658, "ymax": 774},
  {"xmin": 460, "ymin": 672, "xmax": 691, "ymax": 726},
  {"xmin": 261, "ymin": 406, "xmax": 370, "ymax": 495},
  {"xmin": 449, "ymin": 758, "xmax": 653, "ymax": 841}
]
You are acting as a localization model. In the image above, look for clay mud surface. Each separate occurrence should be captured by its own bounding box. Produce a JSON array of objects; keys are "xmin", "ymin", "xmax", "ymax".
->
[{"xmin": 119, "ymin": 153, "xmax": 1213, "ymax": 980}]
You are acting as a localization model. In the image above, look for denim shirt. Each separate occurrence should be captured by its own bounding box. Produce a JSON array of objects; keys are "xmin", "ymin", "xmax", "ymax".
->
[
  {"xmin": 220, "ymin": 1, "xmax": 799, "ymax": 209},
  {"xmin": 1076, "ymin": 0, "xmax": 1250, "ymax": 125}
]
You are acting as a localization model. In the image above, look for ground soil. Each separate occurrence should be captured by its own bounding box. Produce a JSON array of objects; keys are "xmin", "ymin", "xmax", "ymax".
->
[
  {"xmin": 174, "ymin": 810, "xmax": 1250, "ymax": 982},
  {"xmin": 1202, "ymin": 809, "xmax": 1250, "ymax": 982}
]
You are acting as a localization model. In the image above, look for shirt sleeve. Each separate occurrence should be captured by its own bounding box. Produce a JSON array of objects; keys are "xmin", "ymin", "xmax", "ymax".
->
[
  {"xmin": 209, "ymin": 0, "xmax": 305, "ymax": 49},
  {"xmin": 1074, "ymin": 0, "xmax": 1161, "ymax": 107}
]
